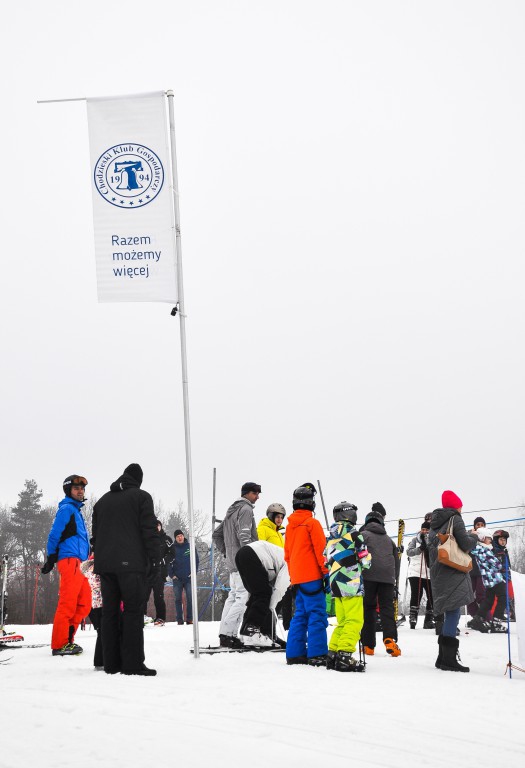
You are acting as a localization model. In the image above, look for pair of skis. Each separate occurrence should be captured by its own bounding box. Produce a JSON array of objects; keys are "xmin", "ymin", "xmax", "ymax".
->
[{"xmin": 1, "ymin": 554, "xmax": 26, "ymax": 646}]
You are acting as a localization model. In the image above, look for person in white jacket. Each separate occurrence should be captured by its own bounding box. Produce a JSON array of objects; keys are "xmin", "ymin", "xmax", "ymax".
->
[
  {"xmin": 406, "ymin": 520, "xmax": 434, "ymax": 629},
  {"xmin": 235, "ymin": 540, "xmax": 290, "ymax": 647}
]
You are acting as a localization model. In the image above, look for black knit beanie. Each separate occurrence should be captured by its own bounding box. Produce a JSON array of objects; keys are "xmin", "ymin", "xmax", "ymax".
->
[{"xmin": 124, "ymin": 463, "xmax": 143, "ymax": 485}]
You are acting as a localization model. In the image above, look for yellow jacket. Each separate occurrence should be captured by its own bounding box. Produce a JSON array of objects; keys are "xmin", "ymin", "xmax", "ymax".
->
[{"xmin": 257, "ymin": 517, "xmax": 285, "ymax": 548}]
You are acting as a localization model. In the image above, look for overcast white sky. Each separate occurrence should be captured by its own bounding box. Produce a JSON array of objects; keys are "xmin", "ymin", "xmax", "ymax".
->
[{"xmin": 2, "ymin": 1, "xmax": 524, "ymax": 530}]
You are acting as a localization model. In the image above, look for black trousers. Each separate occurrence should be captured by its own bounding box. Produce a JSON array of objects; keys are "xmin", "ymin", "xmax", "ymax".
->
[
  {"xmin": 362, "ymin": 581, "xmax": 396, "ymax": 647},
  {"xmin": 89, "ymin": 607, "xmax": 104, "ymax": 667},
  {"xmin": 235, "ymin": 547, "xmax": 273, "ymax": 637},
  {"xmin": 478, "ymin": 581, "xmax": 507, "ymax": 620},
  {"xmin": 100, "ymin": 572, "xmax": 147, "ymax": 673},
  {"xmin": 408, "ymin": 577, "xmax": 433, "ymax": 610},
  {"xmin": 145, "ymin": 573, "xmax": 166, "ymax": 621}
]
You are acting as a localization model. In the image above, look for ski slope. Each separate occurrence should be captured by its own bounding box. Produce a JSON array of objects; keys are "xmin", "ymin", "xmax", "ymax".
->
[{"xmin": 1, "ymin": 619, "xmax": 523, "ymax": 768}]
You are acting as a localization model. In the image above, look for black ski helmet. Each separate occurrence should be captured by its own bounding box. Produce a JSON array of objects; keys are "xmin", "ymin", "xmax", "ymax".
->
[
  {"xmin": 63, "ymin": 475, "xmax": 88, "ymax": 497},
  {"xmin": 292, "ymin": 485, "xmax": 316, "ymax": 511},
  {"xmin": 266, "ymin": 503, "xmax": 286, "ymax": 523},
  {"xmin": 333, "ymin": 501, "xmax": 358, "ymax": 525},
  {"xmin": 364, "ymin": 510, "xmax": 384, "ymax": 526}
]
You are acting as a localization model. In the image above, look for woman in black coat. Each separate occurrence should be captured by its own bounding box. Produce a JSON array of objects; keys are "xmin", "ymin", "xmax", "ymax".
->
[{"xmin": 427, "ymin": 490, "xmax": 477, "ymax": 672}]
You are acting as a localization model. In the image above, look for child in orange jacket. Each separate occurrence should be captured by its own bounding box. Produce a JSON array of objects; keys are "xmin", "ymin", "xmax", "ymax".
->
[{"xmin": 284, "ymin": 483, "xmax": 328, "ymax": 666}]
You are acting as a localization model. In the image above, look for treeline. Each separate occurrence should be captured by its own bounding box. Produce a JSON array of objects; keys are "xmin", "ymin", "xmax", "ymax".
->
[{"xmin": 0, "ymin": 480, "xmax": 230, "ymax": 625}]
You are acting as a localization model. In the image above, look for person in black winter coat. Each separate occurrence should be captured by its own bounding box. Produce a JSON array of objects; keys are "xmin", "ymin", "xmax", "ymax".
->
[
  {"xmin": 92, "ymin": 463, "xmax": 161, "ymax": 676},
  {"xmin": 144, "ymin": 520, "xmax": 173, "ymax": 626},
  {"xmin": 360, "ymin": 511, "xmax": 401, "ymax": 657}
]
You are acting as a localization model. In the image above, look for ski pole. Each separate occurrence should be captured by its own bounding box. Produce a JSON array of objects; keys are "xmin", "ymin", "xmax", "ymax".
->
[
  {"xmin": 505, "ymin": 552, "xmax": 512, "ymax": 679},
  {"xmin": 1, "ymin": 556, "xmax": 8, "ymax": 634},
  {"xmin": 317, "ymin": 480, "xmax": 330, "ymax": 530}
]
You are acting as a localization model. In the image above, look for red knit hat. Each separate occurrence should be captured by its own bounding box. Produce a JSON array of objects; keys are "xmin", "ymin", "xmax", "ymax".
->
[{"xmin": 442, "ymin": 490, "xmax": 463, "ymax": 510}]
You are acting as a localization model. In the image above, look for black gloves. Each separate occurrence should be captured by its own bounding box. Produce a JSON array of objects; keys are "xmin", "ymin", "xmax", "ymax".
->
[{"xmin": 41, "ymin": 553, "xmax": 58, "ymax": 574}]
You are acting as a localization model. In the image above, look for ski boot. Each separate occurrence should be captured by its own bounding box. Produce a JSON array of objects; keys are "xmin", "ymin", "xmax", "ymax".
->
[
  {"xmin": 466, "ymin": 615, "xmax": 491, "ymax": 633},
  {"xmin": 335, "ymin": 651, "xmax": 364, "ymax": 672},
  {"xmin": 384, "ymin": 638, "xmax": 401, "ymax": 657},
  {"xmin": 307, "ymin": 654, "xmax": 328, "ymax": 667},
  {"xmin": 240, "ymin": 624, "xmax": 274, "ymax": 647},
  {"xmin": 363, "ymin": 645, "xmax": 375, "ymax": 656},
  {"xmin": 409, "ymin": 606, "xmax": 418, "ymax": 629},
  {"xmin": 219, "ymin": 634, "xmax": 244, "ymax": 649},
  {"xmin": 490, "ymin": 619, "xmax": 508, "ymax": 634},
  {"xmin": 52, "ymin": 642, "xmax": 83, "ymax": 656},
  {"xmin": 154, "ymin": 619, "xmax": 165, "ymax": 626},
  {"xmin": 326, "ymin": 650, "xmax": 337, "ymax": 670},
  {"xmin": 286, "ymin": 655, "xmax": 308, "ymax": 665}
]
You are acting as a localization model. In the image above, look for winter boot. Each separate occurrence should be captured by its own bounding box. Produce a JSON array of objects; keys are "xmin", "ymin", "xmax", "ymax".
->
[
  {"xmin": 335, "ymin": 651, "xmax": 363, "ymax": 672},
  {"xmin": 435, "ymin": 635, "xmax": 443, "ymax": 669},
  {"xmin": 439, "ymin": 636, "xmax": 469, "ymax": 672},
  {"xmin": 423, "ymin": 611, "xmax": 436, "ymax": 629},
  {"xmin": 409, "ymin": 606, "xmax": 418, "ymax": 629},
  {"xmin": 121, "ymin": 664, "xmax": 157, "ymax": 676},
  {"xmin": 307, "ymin": 654, "xmax": 328, "ymax": 667},
  {"xmin": 384, "ymin": 638, "xmax": 401, "ymax": 657},
  {"xmin": 467, "ymin": 615, "xmax": 491, "ymax": 633},
  {"xmin": 326, "ymin": 650, "xmax": 337, "ymax": 670}
]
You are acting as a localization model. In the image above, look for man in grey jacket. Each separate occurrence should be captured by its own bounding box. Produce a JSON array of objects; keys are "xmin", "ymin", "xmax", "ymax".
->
[{"xmin": 212, "ymin": 482, "xmax": 260, "ymax": 647}]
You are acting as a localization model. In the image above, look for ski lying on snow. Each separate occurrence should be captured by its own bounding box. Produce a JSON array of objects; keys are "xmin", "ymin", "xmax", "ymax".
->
[
  {"xmin": 0, "ymin": 640, "xmax": 48, "ymax": 649},
  {"xmin": 191, "ymin": 645, "xmax": 285, "ymax": 655},
  {"xmin": 0, "ymin": 634, "xmax": 25, "ymax": 643}
]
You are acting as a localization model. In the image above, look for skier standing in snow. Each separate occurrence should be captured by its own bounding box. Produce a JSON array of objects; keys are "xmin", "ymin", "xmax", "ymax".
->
[
  {"xmin": 427, "ymin": 490, "xmax": 477, "ymax": 672},
  {"xmin": 212, "ymin": 482, "xmax": 260, "ymax": 647},
  {"xmin": 284, "ymin": 483, "xmax": 329, "ymax": 666},
  {"xmin": 42, "ymin": 475, "xmax": 91, "ymax": 656},
  {"xmin": 359, "ymin": 508, "xmax": 401, "ymax": 657},
  {"xmin": 168, "ymin": 529, "xmax": 199, "ymax": 625},
  {"xmin": 466, "ymin": 516, "xmax": 488, "ymax": 619},
  {"xmin": 144, "ymin": 519, "xmax": 172, "ymax": 626},
  {"xmin": 257, "ymin": 503, "xmax": 286, "ymax": 547},
  {"xmin": 235, "ymin": 540, "xmax": 290, "ymax": 646},
  {"xmin": 324, "ymin": 502, "xmax": 371, "ymax": 671},
  {"xmin": 406, "ymin": 520, "xmax": 434, "ymax": 629},
  {"xmin": 92, "ymin": 463, "xmax": 160, "ymax": 676},
  {"xmin": 490, "ymin": 529, "xmax": 514, "ymax": 621},
  {"xmin": 467, "ymin": 529, "xmax": 507, "ymax": 633}
]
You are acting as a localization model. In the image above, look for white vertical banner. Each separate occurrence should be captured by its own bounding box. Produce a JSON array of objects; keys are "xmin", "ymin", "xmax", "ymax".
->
[
  {"xmin": 87, "ymin": 92, "xmax": 177, "ymax": 303},
  {"xmin": 511, "ymin": 570, "xmax": 525, "ymax": 668}
]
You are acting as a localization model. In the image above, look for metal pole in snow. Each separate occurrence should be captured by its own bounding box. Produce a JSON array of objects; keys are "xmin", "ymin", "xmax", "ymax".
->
[
  {"xmin": 211, "ymin": 468, "xmax": 216, "ymax": 622},
  {"xmin": 167, "ymin": 90, "xmax": 200, "ymax": 658}
]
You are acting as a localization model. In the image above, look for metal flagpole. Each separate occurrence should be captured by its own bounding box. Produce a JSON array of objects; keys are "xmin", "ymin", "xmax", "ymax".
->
[
  {"xmin": 211, "ymin": 468, "xmax": 217, "ymax": 622},
  {"xmin": 166, "ymin": 90, "xmax": 200, "ymax": 658}
]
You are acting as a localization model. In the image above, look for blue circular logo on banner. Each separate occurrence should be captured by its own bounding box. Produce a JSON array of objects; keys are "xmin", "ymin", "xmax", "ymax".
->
[{"xmin": 93, "ymin": 143, "xmax": 165, "ymax": 208}]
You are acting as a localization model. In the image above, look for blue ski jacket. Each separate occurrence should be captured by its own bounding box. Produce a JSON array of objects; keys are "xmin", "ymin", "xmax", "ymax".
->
[
  {"xmin": 47, "ymin": 497, "xmax": 90, "ymax": 562},
  {"xmin": 168, "ymin": 539, "xmax": 199, "ymax": 580}
]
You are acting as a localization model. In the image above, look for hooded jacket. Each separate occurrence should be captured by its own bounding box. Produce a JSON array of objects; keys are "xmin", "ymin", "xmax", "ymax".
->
[
  {"xmin": 406, "ymin": 533, "xmax": 430, "ymax": 579},
  {"xmin": 360, "ymin": 519, "xmax": 398, "ymax": 584},
  {"xmin": 168, "ymin": 537, "xmax": 199, "ymax": 580},
  {"xmin": 47, "ymin": 497, "xmax": 90, "ymax": 563},
  {"xmin": 257, "ymin": 517, "xmax": 284, "ymax": 547},
  {"xmin": 212, "ymin": 496, "xmax": 258, "ymax": 572},
  {"xmin": 92, "ymin": 470, "xmax": 160, "ymax": 574},
  {"xmin": 427, "ymin": 507, "xmax": 477, "ymax": 614},
  {"xmin": 284, "ymin": 509, "xmax": 327, "ymax": 584}
]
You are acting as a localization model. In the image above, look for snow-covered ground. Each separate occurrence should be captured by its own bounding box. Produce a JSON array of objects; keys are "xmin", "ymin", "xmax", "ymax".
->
[{"xmin": 1, "ymin": 619, "xmax": 523, "ymax": 768}]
